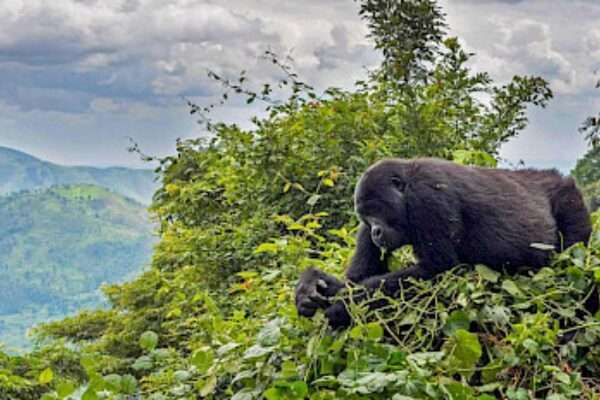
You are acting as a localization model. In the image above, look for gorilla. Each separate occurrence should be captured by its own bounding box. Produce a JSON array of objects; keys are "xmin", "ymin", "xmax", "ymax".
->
[{"xmin": 295, "ymin": 158, "xmax": 593, "ymax": 328}]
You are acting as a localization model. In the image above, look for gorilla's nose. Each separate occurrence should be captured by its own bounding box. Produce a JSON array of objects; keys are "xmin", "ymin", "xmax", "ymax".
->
[{"xmin": 371, "ymin": 225, "xmax": 383, "ymax": 246}]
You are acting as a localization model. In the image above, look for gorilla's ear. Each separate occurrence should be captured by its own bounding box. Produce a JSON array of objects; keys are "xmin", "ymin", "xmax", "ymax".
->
[{"xmin": 391, "ymin": 177, "xmax": 406, "ymax": 192}]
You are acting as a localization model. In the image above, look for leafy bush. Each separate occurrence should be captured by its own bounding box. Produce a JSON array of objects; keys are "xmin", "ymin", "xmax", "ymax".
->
[{"xmin": 572, "ymin": 147, "xmax": 600, "ymax": 211}]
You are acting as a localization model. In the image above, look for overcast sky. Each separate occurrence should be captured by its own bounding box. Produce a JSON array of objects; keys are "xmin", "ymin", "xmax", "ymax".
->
[{"xmin": 0, "ymin": 0, "xmax": 598, "ymax": 170}]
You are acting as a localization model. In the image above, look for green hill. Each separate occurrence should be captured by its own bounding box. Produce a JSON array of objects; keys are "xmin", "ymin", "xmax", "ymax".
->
[
  {"xmin": 0, "ymin": 184, "xmax": 155, "ymax": 349},
  {"xmin": 0, "ymin": 146, "xmax": 157, "ymax": 204}
]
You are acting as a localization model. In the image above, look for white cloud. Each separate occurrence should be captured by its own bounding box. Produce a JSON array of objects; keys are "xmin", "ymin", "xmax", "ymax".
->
[
  {"xmin": 0, "ymin": 0, "xmax": 598, "ymax": 168},
  {"xmin": 90, "ymin": 97, "xmax": 121, "ymax": 113}
]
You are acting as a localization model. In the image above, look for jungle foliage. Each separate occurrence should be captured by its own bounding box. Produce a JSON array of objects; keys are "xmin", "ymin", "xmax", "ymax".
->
[
  {"xmin": 572, "ymin": 146, "xmax": 600, "ymax": 211},
  {"xmin": 3, "ymin": 1, "xmax": 600, "ymax": 399}
]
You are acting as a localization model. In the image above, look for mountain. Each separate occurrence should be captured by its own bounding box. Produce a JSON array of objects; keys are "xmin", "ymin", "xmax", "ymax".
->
[
  {"xmin": 0, "ymin": 146, "xmax": 157, "ymax": 204},
  {"xmin": 0, "ymin": 184, "xmax": 155, "ymax": 349}
]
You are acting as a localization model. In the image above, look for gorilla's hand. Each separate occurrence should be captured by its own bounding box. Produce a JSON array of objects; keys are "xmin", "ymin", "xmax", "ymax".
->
[
  {"xmin": 324, "ymin": 301, "xmax": 352, "ymax": 329},
  {"xmin": 295, "ymin": 268, "xmax": 344, "ymax": 318}
]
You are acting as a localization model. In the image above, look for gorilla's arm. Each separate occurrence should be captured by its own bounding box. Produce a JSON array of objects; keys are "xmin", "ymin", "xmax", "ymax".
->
[
  {"xmin": 324, "ymin": 240, "xmax": 459, "ymax": 328},
  {"xmin": 295, "ymin": 224, "xmax": 390, "ymax": 318}
]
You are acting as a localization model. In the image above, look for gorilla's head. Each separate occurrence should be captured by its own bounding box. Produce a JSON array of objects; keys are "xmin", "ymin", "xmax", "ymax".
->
[{"xmin": 354, "ymin": 159, "xmax": 411, "ymax": 251}]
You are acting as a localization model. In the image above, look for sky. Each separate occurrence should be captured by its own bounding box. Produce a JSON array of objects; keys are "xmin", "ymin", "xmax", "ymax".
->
[{"xmin": 0, "ymin": 0, "xmax": 598, "ymax": 170}]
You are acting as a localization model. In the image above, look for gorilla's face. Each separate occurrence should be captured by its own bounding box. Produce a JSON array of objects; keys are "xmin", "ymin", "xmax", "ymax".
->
[{"xmin": 354, "ymin": 160, "xmax": 410, "ymax": 251}]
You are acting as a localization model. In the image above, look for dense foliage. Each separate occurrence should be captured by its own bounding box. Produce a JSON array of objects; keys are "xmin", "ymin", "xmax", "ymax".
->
[
  {"xmin": 0, "ymin": 184, "xmax": 154, "ymax": 349},
  {"xmin": 0, "ymin": 146, "xmax": 157, "ymax": 204},
  {"xmin": 3, "ymin": 1, "xmax": 599, "ymax": 399},
  {"xmin": 572, "ymin": 146, "xmax": 600, "ymax": 211}
]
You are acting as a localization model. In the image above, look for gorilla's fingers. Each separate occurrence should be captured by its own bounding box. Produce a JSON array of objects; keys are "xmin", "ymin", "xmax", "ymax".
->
[
  {"xmin": 297, "ymin": 299, "xmax": 318, "ymax": 318},
  {"xmin": 295, "ymin": 267, "xmax": 346, "ymax": 318},
  {"xmin": 308, "ymin": 288, "xmax": 330, "ymax": 308},
  {"xmin": 325, "ymin": 301, "xmax": 352, "ymax": 329},
  {"xmin": 317, "ymin": 274, "xmax": 345, "ymax": 297}
]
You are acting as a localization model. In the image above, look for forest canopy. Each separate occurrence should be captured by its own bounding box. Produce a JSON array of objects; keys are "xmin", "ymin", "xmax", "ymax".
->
[{"xmin": 2, "ymin": 1, "xmax": 600, "ymax": 399}]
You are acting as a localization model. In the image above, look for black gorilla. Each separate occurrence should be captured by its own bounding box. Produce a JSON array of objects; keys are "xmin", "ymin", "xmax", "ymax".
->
[{"xmin": 295, "ymin": 158, "xmax": 592, "ymax": 328}]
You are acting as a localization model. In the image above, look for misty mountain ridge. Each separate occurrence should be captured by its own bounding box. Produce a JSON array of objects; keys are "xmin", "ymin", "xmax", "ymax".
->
[{"xmin": 0, "ymin": 146, "xmax": 157, "ymax": 204}]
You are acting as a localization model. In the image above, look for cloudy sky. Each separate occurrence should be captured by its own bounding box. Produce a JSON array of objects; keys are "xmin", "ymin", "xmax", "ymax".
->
[{"xmin": 0, "ymin": 0, "xmax": 598, "ymax": 170}]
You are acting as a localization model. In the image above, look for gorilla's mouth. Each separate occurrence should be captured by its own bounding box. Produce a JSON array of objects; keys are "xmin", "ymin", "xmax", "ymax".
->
[{"xmin": 372, "ymin": 237, "xmax": 386, "ymax": 249}]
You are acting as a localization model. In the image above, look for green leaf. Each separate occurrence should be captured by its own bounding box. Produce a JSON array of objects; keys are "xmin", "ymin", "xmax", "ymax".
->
[
  {"xmin": 264, "ymin": 387, "xmax": 283, "ymax": 400},
  {"xmin": 174, "ymin": 370, "xmax": 191, "ymax": 381},
  {"xmin": 38, "ymin": 368, "xmax": 54, "ymax": 384},
  {"xmin": 139, "ymin": 330, "xmax": 159, "ymax": 352},
  {"xmin": 532, "ymin": 267, "xmax": 555, "ymax": 282},
  {"xmin": 243, "ymin": 344, "xmax": 273, "ymax": 359},
  {"xmin": 349, "ymin": 325, "xmax": 363, "ymax": 339},
  {"xmin": 506, "ymin": 387, "xmax": 530, "ymax": 400},
  {"xmin": 191, "ymin": 348, "xmax": 214, "ymax": 374},
  {"xmin": 481, "ymin": 359, "xmax": 505, "ymax": 384},
  {"xmin": 198, "ymin": 374, "xmax": 217, "ymax": 397},
  {"xmin": 475, "ymin": 264, "xmax": 500, "ymax": 283},
  {"xmin": 56, "ymin": 381, "xmax": 76, "ymax": 398},
  {"xmin": 103, "ymin": 374, "xmax": 122, "ymax": 391},
  {"xmin": 254, "ymin": 242, "xmax": 278, "ymax": 254},
  {"xmin": 443, "ymin": 310, "xmax": 471, "ymax": 336},
  {"xmin": 132, "ymin": 355, "xmax": 153, "ymax": 371},
  {"xmin": 231, "ymin": 389, "xmax": 258, "ymax": 400},
  {"xmin": 120, "ymin": 375, "xmax": 137, "ymax": 395},
  {"xmin": 216, "ymin": 342, "xmax": 240, "ymax": 356},
  {"xmin": 290, "ymin": 381, "xmax": 308, "ymax": 397},
  {"xmin": 257, "ymin": 319, "xmax": 281, "ymax": 346},
  {"xmin": 366, "ymin": 322, "xmax": 384, "ymax": 340},
  {"xmin": 555, "ymin": 371, "xmax": 571, "ymax": 384},
  {"xmin": 81, "ymin": 388, "xmax": 99, "ymax": 400},
  {"xmin": 307, "ymin": 194, "xmax": 320, "ymax": 206},
  {"xmin": 502, "ymin": 280, "xmax": 524, "ymax": 297},
  {"xmin": 455, "ymin": 330, "xmax": 482, "ymax": 363},
  {"xmin": 443, "ymin": 380, "xmax": 474, "ymax": 400},
  {"xmin": 446, "ymin": 329, "xmax": 482, "ymax": 378}
]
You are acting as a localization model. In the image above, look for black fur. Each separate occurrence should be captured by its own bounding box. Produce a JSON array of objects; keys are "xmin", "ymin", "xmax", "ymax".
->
[{"xmin": 295, "ymin": 158, "xmax": 593, "ymax": 328}]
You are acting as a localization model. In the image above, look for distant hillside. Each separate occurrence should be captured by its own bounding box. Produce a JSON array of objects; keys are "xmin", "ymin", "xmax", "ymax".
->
[
  {"xmin": 0, "ymin": 146, "xmax": 157, "ymax": 204},
  {"xmin": 0, "ymin": 184, "xmax": 155, "ymax": 349}
]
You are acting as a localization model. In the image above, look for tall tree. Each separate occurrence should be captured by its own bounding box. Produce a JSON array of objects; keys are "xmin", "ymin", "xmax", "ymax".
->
[
  {"xmin": 358, "ymin": 0, "xmax": 446, "ymax": 83},
  {"xmin": 580, "ymin": 79, "xmax": 600, "ymax": 146}
]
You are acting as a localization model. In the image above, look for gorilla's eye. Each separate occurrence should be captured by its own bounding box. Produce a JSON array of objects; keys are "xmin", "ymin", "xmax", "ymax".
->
[{"xmin": 391, "ymin": 177, "xmax": 406, "ymax": 192}]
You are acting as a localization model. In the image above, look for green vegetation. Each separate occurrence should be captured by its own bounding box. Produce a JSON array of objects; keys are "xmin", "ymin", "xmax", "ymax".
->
[
  {"xmin": 1, "ymin": 0, "xmax": 599, "ymax": 399},
  {"xmin": 572, "ymin": 146, "xmax": 600, "ymax": 211},
  {"xmin": 0, "ymin": 146, "xmax": 157, "ymax": 204},
  {"xmin": 579, "ymin": 79, "xmax": 600, "ymax": 147},
  {"xmin": 0, "ymin": 184, "xmax": 154, "ymax": 349}
]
